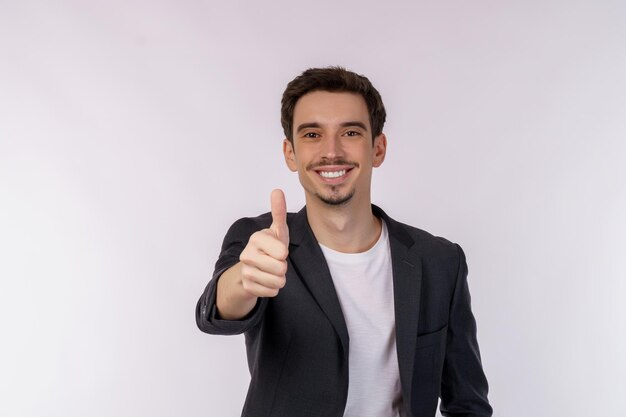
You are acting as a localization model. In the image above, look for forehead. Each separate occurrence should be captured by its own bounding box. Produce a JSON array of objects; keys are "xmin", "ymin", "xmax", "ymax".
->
[{"xmin": 293, "ymin": 91, "xmax": 369, "ymax": 125}]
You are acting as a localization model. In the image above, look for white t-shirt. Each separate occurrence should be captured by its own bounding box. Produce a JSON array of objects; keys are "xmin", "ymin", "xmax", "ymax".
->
[{"xmin": 319, "ymin": 219, "xmax": 406, "ymax": 417}]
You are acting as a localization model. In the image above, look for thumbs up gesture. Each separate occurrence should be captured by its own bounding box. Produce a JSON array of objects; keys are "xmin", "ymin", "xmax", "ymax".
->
[
  {"xmin": 238, "ymin": 189, "xmax": 290, "ymax": 298},
  {"xmin": 269, "ymin": 189, "xmax": 290, "ymax": 248}
]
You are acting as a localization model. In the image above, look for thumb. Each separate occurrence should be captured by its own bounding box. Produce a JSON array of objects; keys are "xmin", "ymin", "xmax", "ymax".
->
[{"xmin": 270, "ymin": 189, "xmax": 289, "ymax": 246}]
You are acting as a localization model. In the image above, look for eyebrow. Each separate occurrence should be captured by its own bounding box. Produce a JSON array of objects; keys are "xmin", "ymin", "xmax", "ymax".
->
[{"xmin": 295, "ymin": 121, "xmax": 369, "ymax": 133}]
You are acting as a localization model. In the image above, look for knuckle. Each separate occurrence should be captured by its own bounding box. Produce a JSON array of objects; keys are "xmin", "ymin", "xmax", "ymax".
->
[
  {"xmin": 278, "ymin": 276, "xmax": 286, "ymax": 288},
  {"xmin": 278, "ymin": 262, "xmax": 288, "ymax": 276},
  {"xmin": 250, "ymin": 230, "xmax": 264, "ymax": 239},
  {"xmin": 239, "ymin": 250, "xmax": 252, "ymax": 263},
  {"xmin": 240, "ymin": 264, "xmax": 252, "ymax": 278},
  {"xmin": 248, "ymin": 231, "xmax": 265, "ymax": 247}
]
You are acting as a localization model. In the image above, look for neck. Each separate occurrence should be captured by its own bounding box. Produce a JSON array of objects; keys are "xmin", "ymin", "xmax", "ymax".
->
[{"xmin": 305, "ymin": 195, "xmax": 382, "ymax": 253}]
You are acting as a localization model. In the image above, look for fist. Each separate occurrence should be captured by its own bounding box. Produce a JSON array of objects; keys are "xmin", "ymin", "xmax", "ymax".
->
[{"xmin": 239, "ymin": 189, "xmax": 290, "ymax": 298}]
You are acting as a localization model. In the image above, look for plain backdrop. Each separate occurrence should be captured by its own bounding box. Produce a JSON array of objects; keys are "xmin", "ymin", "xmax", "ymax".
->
[{"xmin": 1, "ymin": 1, "xmax": 625, "ymax": 416}]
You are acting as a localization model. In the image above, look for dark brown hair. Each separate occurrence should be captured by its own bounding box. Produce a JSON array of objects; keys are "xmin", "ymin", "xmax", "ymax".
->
[{"xmin": 281, "ymin": 66, "xmax": 386, "ymax": 143}]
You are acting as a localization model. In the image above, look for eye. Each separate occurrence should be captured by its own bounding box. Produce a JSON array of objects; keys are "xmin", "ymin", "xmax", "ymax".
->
[
  {"xmin": 344, "ymin": 130, "xmax": 361, "ymax": 137},
  {"xmin": 303, "ymin": 132, "xmax": 320, "ymax": 139}
]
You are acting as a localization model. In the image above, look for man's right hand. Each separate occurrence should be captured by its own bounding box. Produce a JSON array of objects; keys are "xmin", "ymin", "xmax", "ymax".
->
[
  {"xmin": 215, "ymin": 189, "xmax": 289, "ymax": 320},
  {"xmin": 239, "ymin": 189, "xmax": 290, "ymax": 298}
]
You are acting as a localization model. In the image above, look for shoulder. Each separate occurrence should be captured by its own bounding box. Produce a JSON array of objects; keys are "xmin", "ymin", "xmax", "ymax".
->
[
  {"xmin": 223, "ymin": 212, "xmax": 272, "ymax": 240},
  {"xmin": 392, "ymin": 218, "xmax": 465, "ymax": 279},
  {"xmin": 376, "ymin": 205, "xmax": 463, "ymax": 267},
  {"xmin": 223, "ymin": 210, "xmax": 300, "ymax": 240},
  {"xmin": 395, "ymin": 218, "xmax": 459, "ymax": 253},
  {"xmin": 228, "ymin": 211, "xmax": 272, "ymax": 230}
]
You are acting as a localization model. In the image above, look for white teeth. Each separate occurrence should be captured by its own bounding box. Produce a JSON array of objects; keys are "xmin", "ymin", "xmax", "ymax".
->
[{"xmin": 319, "ymin": 170, "xmax": 346, "ymax": 178}]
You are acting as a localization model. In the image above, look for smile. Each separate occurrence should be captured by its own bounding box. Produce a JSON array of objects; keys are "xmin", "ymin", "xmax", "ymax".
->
[
  {"xmin": 319, "ymin": 170, "xmax": 347, "ymax": 178},
  {"xmin": 312, "ymin": 166, "xmax": 355, "ymax": 184}
]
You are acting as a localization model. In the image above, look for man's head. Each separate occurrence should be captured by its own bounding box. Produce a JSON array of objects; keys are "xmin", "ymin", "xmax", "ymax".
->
[
  {"xmin": 281, "ymin": 67, "xmax": 386, "ymax": 144},
  {"xmin": 281, "ymin": 67, "xmax": 388, "ymax": 208}
]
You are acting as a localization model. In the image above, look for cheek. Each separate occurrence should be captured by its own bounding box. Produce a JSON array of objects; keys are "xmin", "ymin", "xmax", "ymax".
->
[{"xmin": 297, "ymin": 170, "xmax": 314, "ymax": 188}]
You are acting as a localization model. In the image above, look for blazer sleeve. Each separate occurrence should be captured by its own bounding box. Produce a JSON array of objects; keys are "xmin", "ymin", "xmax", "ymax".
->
[
  {"xmin": 440, "ymin": 244, "xmax": 493, "ymax": 417},
  {"xmin": 195, "ymin": 217, "xmax": 269, "ymax": 335}
]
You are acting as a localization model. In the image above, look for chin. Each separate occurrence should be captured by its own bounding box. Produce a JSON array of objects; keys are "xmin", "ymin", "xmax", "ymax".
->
[{"xmin": 315, "ymin": 189, "xmax": 355, "ymax": 206}]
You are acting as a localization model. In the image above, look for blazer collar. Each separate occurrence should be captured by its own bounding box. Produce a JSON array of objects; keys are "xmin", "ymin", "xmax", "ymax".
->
[
  {"xmin": 287, "ymin": 206, "xmax": 351, "ymax": 354},
  {"xmin": 368, "ymin": 205, "xmax": 423, "ymax": 407},
  {"xmin": 287, "ymin": 204, "xmax": 422, "ymax": 402},
  {"xmin": 288, "ymin": 204, "xmax": 414, "ymax": 248}
]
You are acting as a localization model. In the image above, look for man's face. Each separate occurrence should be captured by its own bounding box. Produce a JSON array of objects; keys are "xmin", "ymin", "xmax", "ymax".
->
[{"xmin": 283, "ymin": 91, "xmax": 386, "ymax": 207}]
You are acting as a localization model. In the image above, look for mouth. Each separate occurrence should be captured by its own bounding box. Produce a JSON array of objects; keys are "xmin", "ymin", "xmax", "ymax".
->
[
  {"xmin": 319, "ymin": 169, "xmax": 348, "ymax": 178},
  {"xmin": 312, "ymin": 165, "xmax": 355, "ymax": 183}
]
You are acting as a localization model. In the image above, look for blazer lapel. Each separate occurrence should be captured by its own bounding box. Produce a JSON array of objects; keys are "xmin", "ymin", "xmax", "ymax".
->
[
  {"xmin": 288, "ymin": 207, "xmax": 350, "ymax": 356},
  {"xmin": 374, "ymin": 205, "xmax": 422, "ymax": 407},
  {"xmin": 286, "ymin": 204, "xmax": 422, "ymax": 390}
]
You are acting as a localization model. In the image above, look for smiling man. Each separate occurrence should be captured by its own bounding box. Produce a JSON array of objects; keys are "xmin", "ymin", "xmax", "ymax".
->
[{"xmin": 196, "ymin": 67, "xmax": 492, "ymax": 417}]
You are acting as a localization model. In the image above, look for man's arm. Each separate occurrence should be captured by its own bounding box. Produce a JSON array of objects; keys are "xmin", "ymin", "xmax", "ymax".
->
[
  {"xmin": 440, "ymin": 244, "xmax": 493, "ymax": 417},
  {"xmin": 196, "ymin": 189, "xmax": 290, "ymax": 333},
  {"xmin": 214, "ymin": 263, "xmax": 258, "ymax": 320}
]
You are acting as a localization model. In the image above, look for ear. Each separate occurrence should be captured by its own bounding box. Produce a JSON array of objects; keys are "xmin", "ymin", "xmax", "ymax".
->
[
  {"xmin": 372, "ymin": 133, "xmax": 387, "ymax": 168},
  {"xmin": 283, "ymin": 138, "xmax": 298, "ymax": 172}
]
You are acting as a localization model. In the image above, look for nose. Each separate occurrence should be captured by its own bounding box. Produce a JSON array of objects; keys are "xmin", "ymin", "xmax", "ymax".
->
[{"xmin": 321, "ymin": 133, "xmax": 344, "ymax": 159}]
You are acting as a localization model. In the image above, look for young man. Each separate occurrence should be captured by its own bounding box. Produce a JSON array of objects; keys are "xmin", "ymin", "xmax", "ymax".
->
[{"xmin": 196, "ymin": 67, "xmax": 492, "ymax": 417}]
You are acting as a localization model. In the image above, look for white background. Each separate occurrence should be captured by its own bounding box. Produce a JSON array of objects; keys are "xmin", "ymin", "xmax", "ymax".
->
[{"xmin": 1, "ymin": 1, "xmax": 625, "ymax": 416}]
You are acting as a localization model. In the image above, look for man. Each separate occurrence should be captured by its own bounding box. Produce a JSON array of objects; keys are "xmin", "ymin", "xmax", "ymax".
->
[{"xmin": 196, "ymin": 67, "xmax": 492, "ymax": 417}]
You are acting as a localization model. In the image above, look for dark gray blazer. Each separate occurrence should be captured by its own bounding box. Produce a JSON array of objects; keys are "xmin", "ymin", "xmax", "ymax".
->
[{"xmin": 196, "ymin": 205, "xmax": 492, "ymax": 417}]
